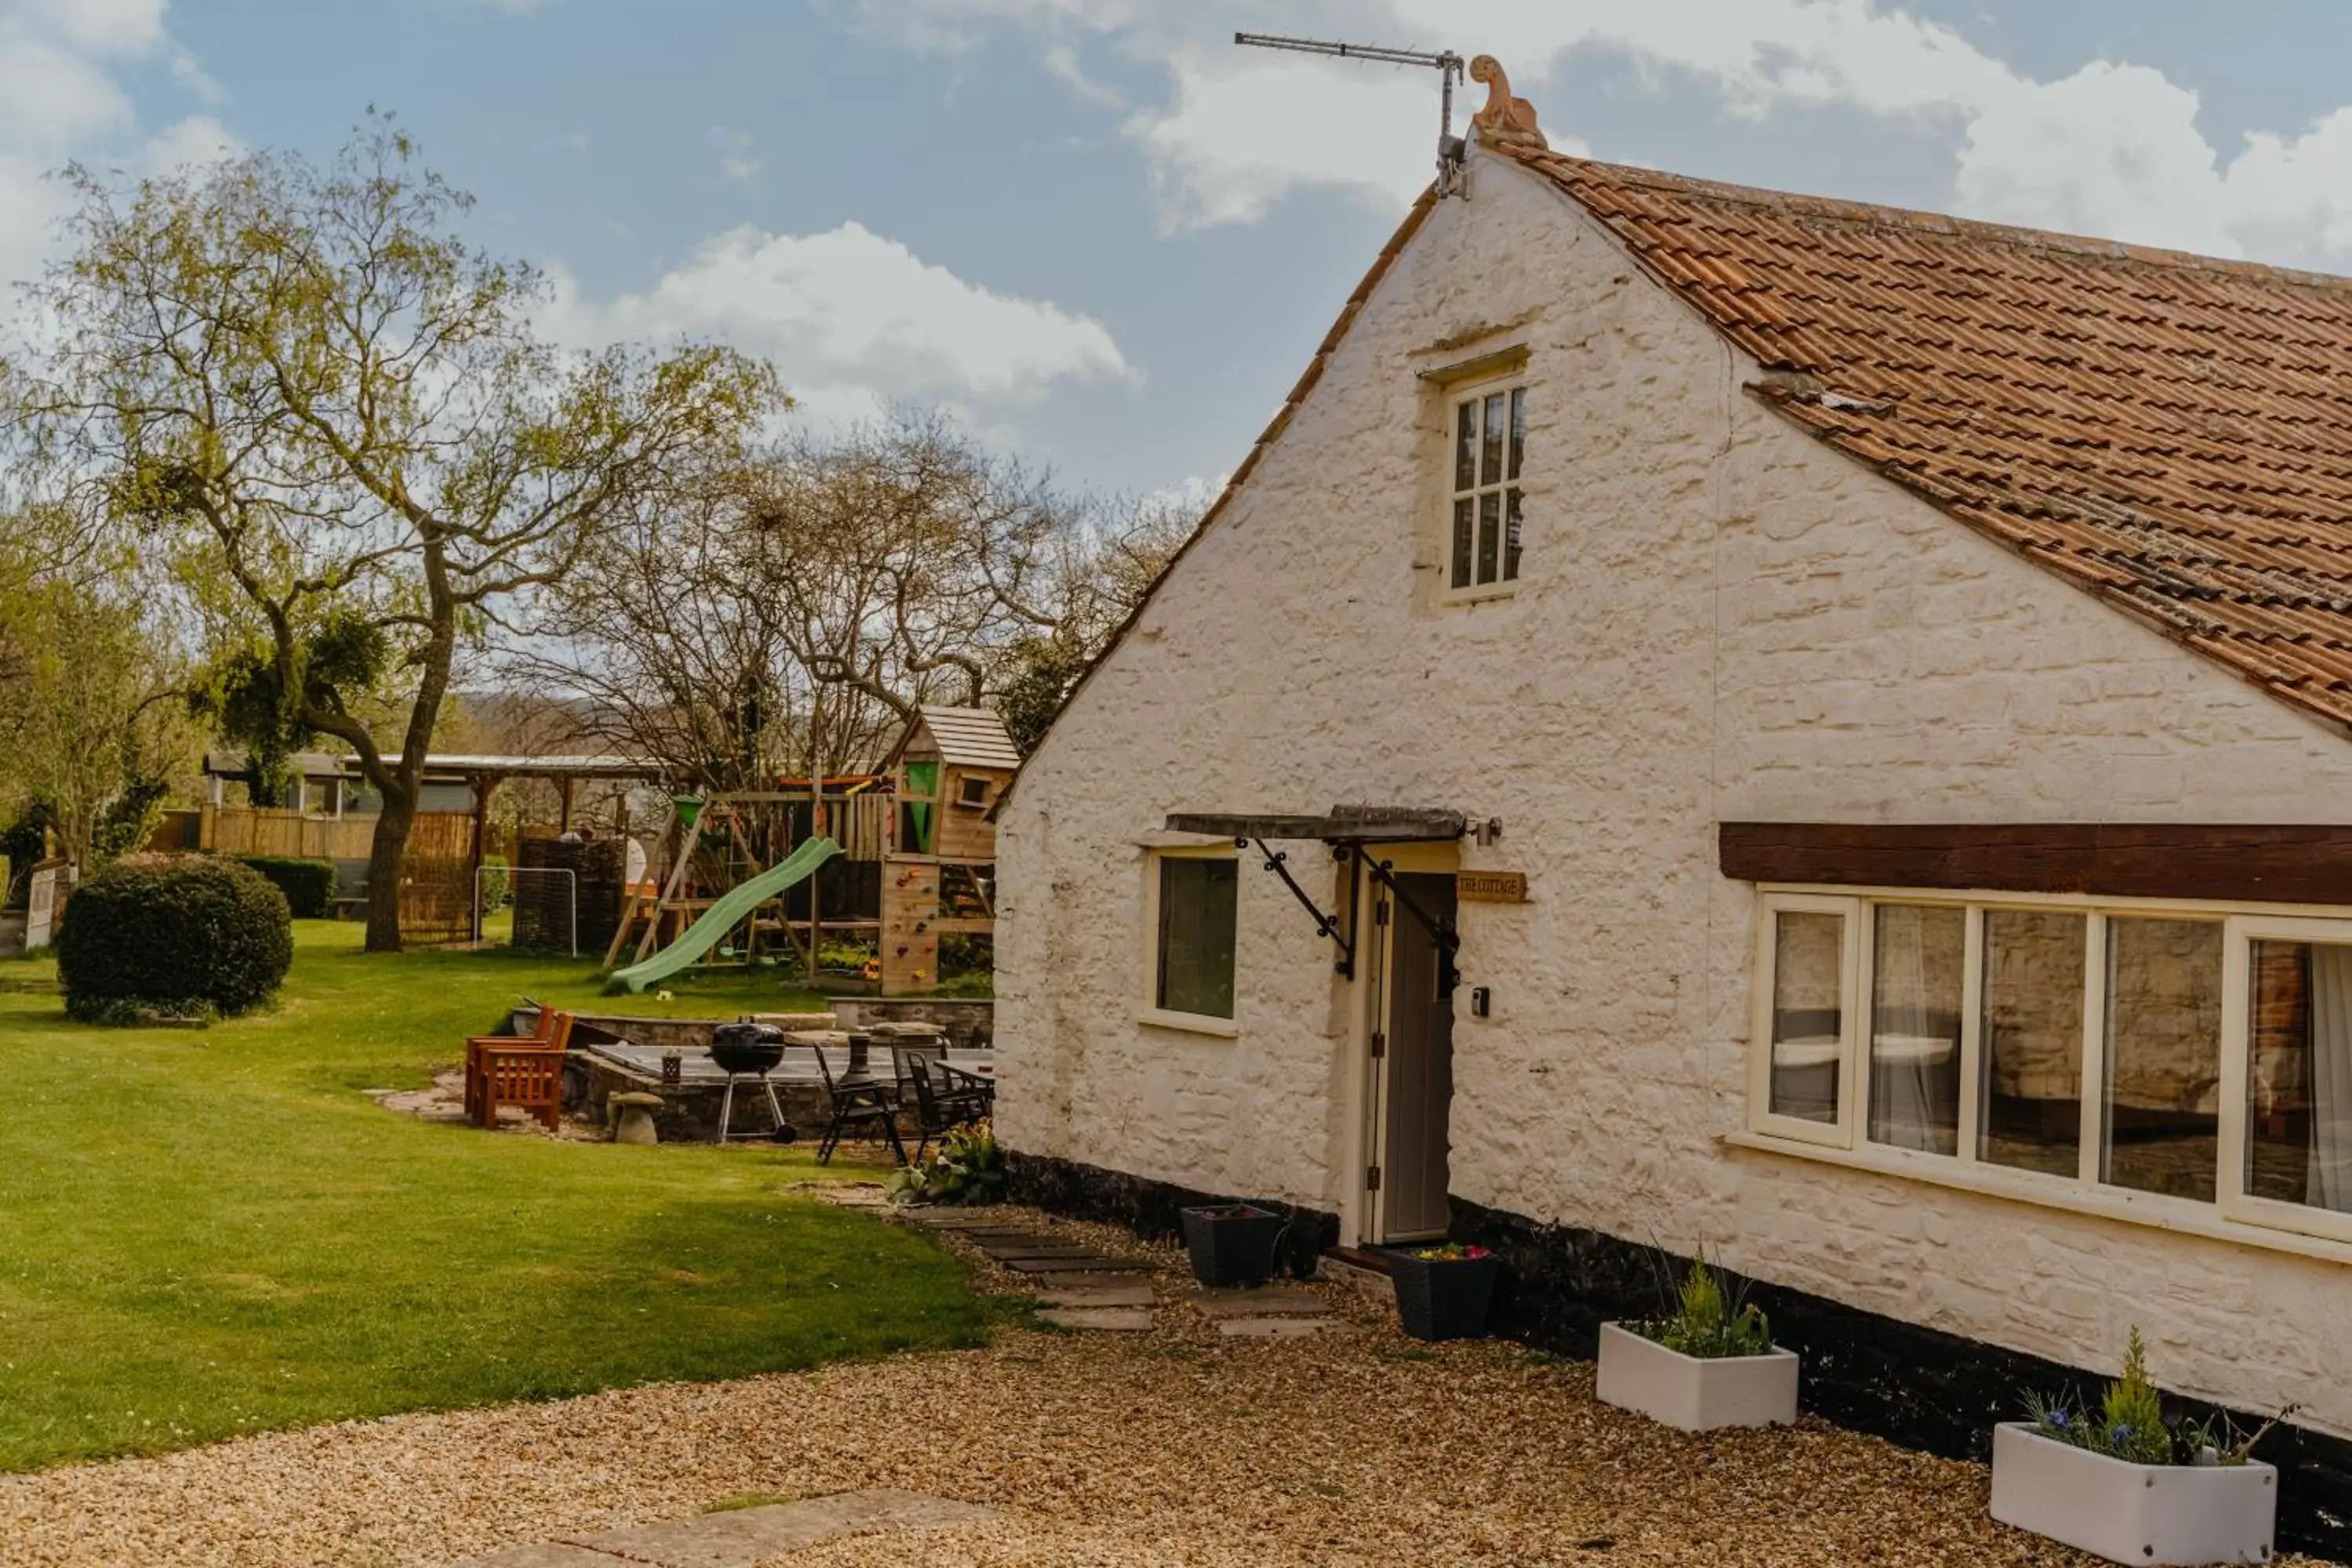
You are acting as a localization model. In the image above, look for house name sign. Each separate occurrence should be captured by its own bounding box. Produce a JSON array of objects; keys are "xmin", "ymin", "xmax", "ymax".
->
[{"xmin": 1456, "ymin": 869, "xmax": 1527, "ymax": 903}]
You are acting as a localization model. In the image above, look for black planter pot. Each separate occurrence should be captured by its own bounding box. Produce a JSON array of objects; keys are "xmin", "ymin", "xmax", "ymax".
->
[
  {"xmin": 1390, "ymin": 1251, "xmax": 1501, "ymax": 1341},
  {"xmin": 1179, "ymin": 1204, "xmax": 1287, "ymax": 1288}
]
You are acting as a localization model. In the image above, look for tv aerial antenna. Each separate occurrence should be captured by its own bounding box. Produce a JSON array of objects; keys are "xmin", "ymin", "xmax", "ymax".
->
[{"xmin": 1234, "ymin": 31, "xmax": 1469, "ymax": 195}]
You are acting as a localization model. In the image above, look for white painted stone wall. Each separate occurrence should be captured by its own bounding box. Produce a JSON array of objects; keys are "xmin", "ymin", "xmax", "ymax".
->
[{"xmin": 995, "ymin": 146, "xmax": 2352, "ymax": 1433}]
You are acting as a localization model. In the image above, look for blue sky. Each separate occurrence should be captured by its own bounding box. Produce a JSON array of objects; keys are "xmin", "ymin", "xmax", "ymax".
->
[{"xmin": 8, "ymin": 1, "xmax": 2352, "ymax": 499}]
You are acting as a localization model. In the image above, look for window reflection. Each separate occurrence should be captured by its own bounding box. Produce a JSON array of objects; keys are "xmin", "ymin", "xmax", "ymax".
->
[
  {"xmin": 2249, "ymin": 940, "xmax": 2352, "ymax": 1214},
  {"xmin": 2103, "ymin": 919, "xmax": 2222, "ymax": 1201},
  {"xmin": 1770, "ymin": 910, "xmax": 1843, "ymax": 1123},
  {"xmin": 1980, "ymin": 909, "xmax": 2086, "ymax": 1177}
]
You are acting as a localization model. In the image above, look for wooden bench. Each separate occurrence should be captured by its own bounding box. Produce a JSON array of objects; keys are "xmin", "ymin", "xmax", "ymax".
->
[{"xmin": 464, "ymin": 1007, "xmax": 572, "ymax": 1132}]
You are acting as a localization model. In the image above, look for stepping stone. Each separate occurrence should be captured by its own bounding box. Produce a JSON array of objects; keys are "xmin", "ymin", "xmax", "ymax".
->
[
  {"xmin": 902, "ymin": 1210, "xmax": 1007, "ymax": 1228},
  {"xmin": 1185, "ymin": 1286, "xmax": 1330, "ymax": 1319},
  {"xmin": 1033, "ymin": 1280, "xmax": 1155, "ymax": 1308},
  {"xmin": 1002, "ymin": 1255, "xmax": 1145, "ymax": 1274},
  {"xmin": 461, "ymin": 1548, "xmax": 619, "ymax": 1568},
  {"xmin": 1216, "ymin": 1316, "xmax": 1341, "ymax": 1339},
  {"xmin": 1040, "ymin": 1306, "xmax": 1154, "ymax": 1331},
  {"xmin": 974, "ymin": 1243, "xmax": 1102, "ymax": 1261},
  {"xmin": 480, "ymin": 1488, "xmax": 996, "ymax": 1568}
]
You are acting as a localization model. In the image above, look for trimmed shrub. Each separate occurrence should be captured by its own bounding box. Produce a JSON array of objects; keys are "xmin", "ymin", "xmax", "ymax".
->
[
  {"xmin": 56, "ymin": 855, "xmax": 293, "ymax": 1022},
  {"xmin": 234, "ymin": 855, "xmax": 338, "ymax": 919}
]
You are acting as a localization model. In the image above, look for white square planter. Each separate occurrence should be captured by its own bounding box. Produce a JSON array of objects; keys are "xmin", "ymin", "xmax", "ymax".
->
[
  {"xmin": 1990, "ymin": 1422, "xmax": 2278, "ymax": 1566},
  {"xmin": 1594, "ymin": 1321, "xmax": 1799, "ymax": 1432}
]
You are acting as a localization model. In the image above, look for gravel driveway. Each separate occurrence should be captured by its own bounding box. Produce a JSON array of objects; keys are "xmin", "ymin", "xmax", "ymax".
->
[{"xmin": 0, "ymin": 1203, "xmax": 2321, "ymax": 1567}]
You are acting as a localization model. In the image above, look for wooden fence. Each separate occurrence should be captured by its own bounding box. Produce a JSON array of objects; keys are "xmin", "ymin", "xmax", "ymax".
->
[
  {"xmin": 199, "ymin": 808, "xmax": 379, "ymax": 860},
  {"xmin": 169, "ymin": 805, "xmax": 478, "ymax": 945},
  {"xmin": 397, "ymin": 811, "xmax": 477, "ymax": 946}
]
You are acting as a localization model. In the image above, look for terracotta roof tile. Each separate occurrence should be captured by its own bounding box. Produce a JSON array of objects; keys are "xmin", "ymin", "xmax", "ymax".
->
[{"xmin": 1507, "ymin": 147, "xmax": 2352, "ymax": 729}]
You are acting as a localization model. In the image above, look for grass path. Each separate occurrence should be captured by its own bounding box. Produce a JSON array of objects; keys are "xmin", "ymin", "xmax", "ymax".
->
[{"xmin": 0, "ymin": 924, "xmax": 993, "ymax": 1472}]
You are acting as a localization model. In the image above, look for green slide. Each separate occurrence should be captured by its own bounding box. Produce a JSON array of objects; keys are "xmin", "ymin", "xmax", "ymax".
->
[{"xmin": 607, "ymin": 837, "xmax": 843, "ymax": 993}]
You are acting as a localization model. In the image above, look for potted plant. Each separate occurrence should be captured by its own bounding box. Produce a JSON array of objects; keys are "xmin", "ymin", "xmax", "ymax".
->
[
  {"xmin": 1595, "ymin": 1253, "xmax": 1798, "ymax": 1432},
  {"xmin": 1389, "ymin": 1242, "xmax": 1499, "ymax": 1341},
  {"xmin": 1991, "ymin": 1327, "xmax": 2282, "ymax": 1566},
  {"xmin": 1178, "ymin": 1203, "xmax": 1287, "ymax": 1288}
]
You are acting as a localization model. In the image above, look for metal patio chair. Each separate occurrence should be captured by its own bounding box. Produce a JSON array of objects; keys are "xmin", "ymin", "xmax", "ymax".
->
[
  {"xmin": 906, "ymin": 1053, "xmax": 991, "ymax": 1163},
  {"xmin": 808, "ymin": 1037, "xmax": 910, "ymax": 1167}
]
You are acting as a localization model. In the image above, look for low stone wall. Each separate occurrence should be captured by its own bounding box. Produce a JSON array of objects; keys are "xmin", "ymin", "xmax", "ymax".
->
[
  {"xmin": 1009, "ymin": 1148, "xmax": 2352, "ymax": 1562},
  {"xmin": 569, "ymin": 1050, "xmax": 831, "ymax": 1144},
  {"xmin": 830, "ymin": 997, "xmax": 994, "ymax": 1048}
]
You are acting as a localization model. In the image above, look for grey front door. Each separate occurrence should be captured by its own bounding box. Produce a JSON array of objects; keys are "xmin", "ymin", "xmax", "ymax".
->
[{"xmin": 1379, "ymin": 872, "xmax": 1457, "ymax": 1240}]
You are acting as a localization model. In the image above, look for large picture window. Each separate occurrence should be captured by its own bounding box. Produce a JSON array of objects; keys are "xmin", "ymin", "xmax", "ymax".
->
[
  {"xmin": 1746, "ymin": 891, "xmax": 2352, "ymax": 1253},
  {"xmin": 1449, "ymin": 382, "xmax": 1524, "ymax": 593},
  {"xmin": 1150, "ymin": 854, "xmax": 1238, "ymax": 1024}
]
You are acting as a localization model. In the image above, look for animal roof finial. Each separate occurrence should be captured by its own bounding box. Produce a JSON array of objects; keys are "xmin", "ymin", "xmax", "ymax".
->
[{"xmin": 1468, "ymin": 55, "xmax": 1548, "ymax": 152}]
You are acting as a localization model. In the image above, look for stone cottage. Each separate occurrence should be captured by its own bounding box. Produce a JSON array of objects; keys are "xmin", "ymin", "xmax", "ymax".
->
[{"xmin": 992, "ymin": 59, "xmax": 2352, "ymax": 1544}]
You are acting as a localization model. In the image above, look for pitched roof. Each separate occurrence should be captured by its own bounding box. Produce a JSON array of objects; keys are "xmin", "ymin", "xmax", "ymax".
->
[
  {"xmin": 908, "ymin": 706, "xmax": 1022, "ymax": 771},
  {"xmin": 1498, "ymin": 145, "xmax": 2352, "ymax": 730}
]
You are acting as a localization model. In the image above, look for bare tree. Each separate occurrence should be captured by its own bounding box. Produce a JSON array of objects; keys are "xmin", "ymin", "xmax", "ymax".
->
[{"xmin": 510, "ymin": 412, "xmax": 1196, "ymax": 785}]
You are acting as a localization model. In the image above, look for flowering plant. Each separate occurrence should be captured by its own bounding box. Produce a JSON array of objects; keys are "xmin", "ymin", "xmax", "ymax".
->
[
  {"xmin": 1410, "ymin": 1243, "xmax": 1492, "ymax": 1261},
  {"xmin": 2024, "ymin": 1326, "xmax": 2297, "ymax": 1467}
]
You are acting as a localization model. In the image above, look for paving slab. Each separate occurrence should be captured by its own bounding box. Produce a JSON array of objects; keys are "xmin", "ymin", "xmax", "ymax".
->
[
  {"xmin": 458, "ymin": 1546, "xmax": 621, "ymax": 1568},
  {"xmin": 900, "ymin": 1210, "xmax": 1008, "ymax": 1228},
  {"xmin": 1032, "ymin": 1281, "xmax": 1156, "ymax": 1308},
  {"xmin": 554, "ymin": 1488, "xmax": 996, "ymax": 1568},
  {"xmin": 1039, "ymin": 1306, "xmax": 1156, "ymax": 1331},
  {"xmin": 1001, "ymin": 1255, "xmax": 1147, "ymax": 1274},
  {"xmin": 1185, "ymin": 1287, "xmax": 1330, "ymax": 1319},
  {"xmin": 1216, "ymin": 1317, "xmax": 1341, "ymax": 1339},
  {"xmin": 972, "ymin": 1244, "xmax": 1106, "ymax": 1261}
]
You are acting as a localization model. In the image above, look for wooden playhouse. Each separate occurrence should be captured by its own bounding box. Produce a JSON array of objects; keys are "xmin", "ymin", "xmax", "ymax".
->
[{"xmin": 881, "ymin": 706, "xmax": 1019, "ymax": 995}]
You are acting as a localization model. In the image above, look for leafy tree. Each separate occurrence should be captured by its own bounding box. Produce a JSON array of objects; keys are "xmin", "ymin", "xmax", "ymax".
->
[
  {"xmin": 0, "ymin": 526, "xmax": 191, "ymax": 871},
  {"xmin": 10, "ymin": 117, "xmax": 784, "ymax": 949}
]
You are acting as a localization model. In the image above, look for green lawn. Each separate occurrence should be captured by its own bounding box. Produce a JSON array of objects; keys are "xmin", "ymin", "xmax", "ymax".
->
[{"xmin": 0, "ymin": 924, "xmax": 996, "ymax": 1472}]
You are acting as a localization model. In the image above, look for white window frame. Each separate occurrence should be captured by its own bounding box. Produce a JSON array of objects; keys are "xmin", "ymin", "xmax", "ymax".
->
[
  {"xmin": 1748, "ymin": 891, "xmax": 1864, "ymax": 1146},
  {"xmin": 1137, "ymin": 845, "xmax": 1241, "ymax": 1037},
  {"xmin": 1443, "ymin": 375, "xmax": 1526, "ymax": 602},
  {"xmin": 1740, "ymin": 884, "xmax": 2352, "ymax": 1264},
  {"xmin": 1854, "ymin": 897, "xmax": 1984, "ymax": 1163},
  {"xmin": 2218, "ymin": 911, "xmax": 2352, "ymax": 1247}
]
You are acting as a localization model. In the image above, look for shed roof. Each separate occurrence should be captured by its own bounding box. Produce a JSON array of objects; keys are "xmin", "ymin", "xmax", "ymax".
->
[
  {"xmin": 202, "ymin": 750, "xmax": 664, "ymax": 782},
  {"xmin": 903, "ymin": 706, "xmax": 1021, "ymax": 771},
  {"xmin": 1499, "ymin": 145, "xmax": 2352, "ymax": 730}
]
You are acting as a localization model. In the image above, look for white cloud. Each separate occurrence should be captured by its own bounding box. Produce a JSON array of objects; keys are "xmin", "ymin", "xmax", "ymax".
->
[
  {"xmin": 542, "ymin": 220, "xmax": 1136, "ymax": 408},
  {"xmin": 1126, "ymin": 53, "xmax": 1445, "ymax": 229},
  {"xmin": 854, "ymin": 0, "xmax": 2352, "ymax": 267},
  {"xmin": 20, "ymin": 0, "xmax": 169, "ymax": 56},
  {"xmin": 0, "ymin": 2, "xmax": 230, "ymax": 296},
  {"xmin": 1042, "ymin": 44, "xmax": 1124, "ymax": 111},
  {"xmin": 708, "ymin": 126, "xmax": 761, "ymax": 185},
  {"xmin": 139, "ymin": 113, "xmax": 238, "ymax": 176}
]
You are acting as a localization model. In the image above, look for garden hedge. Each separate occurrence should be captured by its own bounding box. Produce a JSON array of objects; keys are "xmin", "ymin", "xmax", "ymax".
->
[
  {"xmin": 234, "ymin": 855, "xmax": 338, "ymax": 919},
  {"xmin": 55, "ymin": 855, "xmax": 294, "ymax": 1022}
]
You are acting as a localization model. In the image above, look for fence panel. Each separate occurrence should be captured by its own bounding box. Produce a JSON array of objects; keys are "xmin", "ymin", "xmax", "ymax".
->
[{"xmin": 398, "ymin": 811, "xmax": 477, "ymax": 946}]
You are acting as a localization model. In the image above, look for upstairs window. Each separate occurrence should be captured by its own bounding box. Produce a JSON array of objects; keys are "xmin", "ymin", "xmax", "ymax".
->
[{"xmin": 1450, "ymin": 383, "xmax": 1524, "ymax": 593}]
